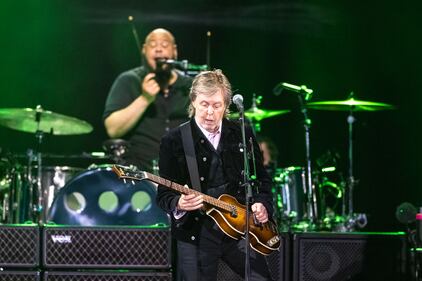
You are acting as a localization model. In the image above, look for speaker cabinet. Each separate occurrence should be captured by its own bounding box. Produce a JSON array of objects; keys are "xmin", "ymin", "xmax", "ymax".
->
[
  {"xmin": 43, "ymin": 271, "xmax": 172, "ymax": 281},
  {"xmin": 0, "ymin": 271, "xmax": 40, "ymax": 281},
  {"xmin": 43, "ymin": 225, "xmax": 171, "ymax": 269},
  {"xmin": 217, "ymin": 260, "xmax": 242, "ymax": 281},
  {"xmin": 0, "ymin": 224, "xmax": 40, "ymax": 268},
  {"xmin": 292, "ymin": 232, "xmax": 407, "ymax": 281},
  {"xmin": 266, "ymin": 232, "xmax": 290, "ymax": 281}
]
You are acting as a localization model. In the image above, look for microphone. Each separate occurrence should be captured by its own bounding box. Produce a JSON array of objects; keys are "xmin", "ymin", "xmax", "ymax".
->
[
  {"xmin": 273, "ymin": 82, "xmax": 313, "ymax": 101},
  {"xmin": 395, "ymin": 202, "xmax": 417, "ymax": 225},
  {"xmin": 232, "ymin": 94, "xmax": 244, "ymax": 111},
  {"xmin": 156, "ymin": 59, "xmax": 208, "ymax": 71},
  {"xmin": 157, "ymin": 59, "xmax": 187, "ymax": 69}
]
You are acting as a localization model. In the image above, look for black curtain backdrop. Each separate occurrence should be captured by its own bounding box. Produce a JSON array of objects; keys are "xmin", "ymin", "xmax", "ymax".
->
[{"xmin": 1, "ymin": 0, "xmax": 421, "ymax": 231}]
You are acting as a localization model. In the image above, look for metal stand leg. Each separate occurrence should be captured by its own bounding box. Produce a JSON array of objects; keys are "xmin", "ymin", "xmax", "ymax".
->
[
  {"xmin": 298, "ymin": 96, "xmax": 318, "ymax": 228},
  {"xmin": 347, "ymin": 111, "xmax": 355, "ymax": 217}
]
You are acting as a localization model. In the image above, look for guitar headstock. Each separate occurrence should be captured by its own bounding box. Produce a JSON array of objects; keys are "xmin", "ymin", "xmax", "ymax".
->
[{"xmin": 112, "ymin": 165, "xmax": 148, "ymax": 182}]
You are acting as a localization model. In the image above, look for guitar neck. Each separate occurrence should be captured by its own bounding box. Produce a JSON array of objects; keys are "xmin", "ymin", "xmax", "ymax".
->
[{"xmin": 144, "ymin": 172, "xmax": 234, "ymax": 213}]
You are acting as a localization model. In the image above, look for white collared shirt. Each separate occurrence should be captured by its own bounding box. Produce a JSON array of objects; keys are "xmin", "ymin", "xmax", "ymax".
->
[{"xmin": 195, "ymin": 119, "xmax": 222, "ymax": 150}]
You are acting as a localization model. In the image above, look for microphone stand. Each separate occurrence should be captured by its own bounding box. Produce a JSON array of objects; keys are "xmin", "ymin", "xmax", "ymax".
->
[
  {"xmin": 238, "ymin": 106, "xmax": 253, "ymax": 281},
  {"xmin": 297, "ymin": 93, "xmax": 318, "ymax": 227}
]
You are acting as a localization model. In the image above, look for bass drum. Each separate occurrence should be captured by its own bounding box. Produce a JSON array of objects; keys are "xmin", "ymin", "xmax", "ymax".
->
[
  {"xmin": 39, "ymin": 166, "xmax": 84, "ymax": 222},
  {"xmin": 48, "ymin": 165, "xmax": 170, "ymax": 226}
]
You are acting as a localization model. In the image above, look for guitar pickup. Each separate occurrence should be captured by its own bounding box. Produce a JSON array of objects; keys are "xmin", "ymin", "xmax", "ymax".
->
[{"xmin": 230, "ymin": 206, "xmax": 238, "ymax": 217}]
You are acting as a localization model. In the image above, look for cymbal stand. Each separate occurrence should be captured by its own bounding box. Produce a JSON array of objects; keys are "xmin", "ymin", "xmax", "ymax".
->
[
  {"xmin": 33, "ymin": 105, "xmax": 47, "ymax": 223},
  {"xmin": 297, "ymin": 94, "xmax": 318, "ymax": 226},
  {"xmin": 347, "ymin": 108, "xmax": 356, "ymax": 217},
  {"xmin": 343, "ymin": 92, "xmax": 367, "ymax": 231},
  {"xmin": 249, "ymin": 94, "xmax": 262, "ymax": 133}
]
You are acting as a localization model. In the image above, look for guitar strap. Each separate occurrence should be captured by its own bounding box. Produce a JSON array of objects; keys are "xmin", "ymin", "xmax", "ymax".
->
[{"xmin": 180, "ymin": 121, "xmax": 202, "ymax": 192}]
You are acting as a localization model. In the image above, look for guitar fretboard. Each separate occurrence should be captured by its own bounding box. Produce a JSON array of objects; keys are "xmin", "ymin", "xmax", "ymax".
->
[
  {"xmin": 112, "ymin": 165, "xmax": 236, "ymax": 214},
  {"xmin": 144, "ymin": 172, "xmax": 235, "ymax": 213}
]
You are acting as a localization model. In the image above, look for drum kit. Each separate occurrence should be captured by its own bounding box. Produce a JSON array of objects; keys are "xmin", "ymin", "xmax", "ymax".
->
[
  {"xmin": 0, "ymin": 91, "xmax": 394, "ymax": 231},
  {"xmin": 230, "ymin": 90, "xmax": 395, "ymax": 232},
  {"xmin": 0, "ymin": 105, "xmax": 168, "ymax": 226},
  {"xmin": 0, "ymin": 105, "xmax": 117, "ymax": 224}
]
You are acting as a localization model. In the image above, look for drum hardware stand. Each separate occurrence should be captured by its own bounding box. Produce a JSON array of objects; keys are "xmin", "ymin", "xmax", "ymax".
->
[
  {"xmin": 347, "ymin": 101, "xmax": 356, "ymax": 218},
  {"xmin": 273, "ymin": 82, "xmax": 318, "ymax": 227},
  {"xmin": 102, "ymin": 139, "xmax": 129, "ymax": 165},
  {"xmin": 249, "ymin": 93, "xmax": 263, "ymax": 133},
  {"xmin": 32, "ymin": 105, "xmax": 51, "ymax": 224},
  {"xmin": 343, "ymin": 92, "xmax": 367, "ymax": 231}
]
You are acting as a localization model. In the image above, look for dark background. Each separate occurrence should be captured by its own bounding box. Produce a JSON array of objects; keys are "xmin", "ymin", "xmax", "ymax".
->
[{"xmin": 0, "ymin": 0, "xmax": 421, "ymax": 231}]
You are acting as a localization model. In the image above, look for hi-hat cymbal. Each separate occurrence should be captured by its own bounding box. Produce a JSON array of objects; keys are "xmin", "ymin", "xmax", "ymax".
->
[
  {"xmin": 230, "ymin": 106, "xmax": 290, "ymax": 121},
  {"xmin": 0, "ymin": 107, "xmax": 93, "ymax": 135},
  {"xmin": 306, "ymin": 98, "xmax": 394, "ymax": 111}
]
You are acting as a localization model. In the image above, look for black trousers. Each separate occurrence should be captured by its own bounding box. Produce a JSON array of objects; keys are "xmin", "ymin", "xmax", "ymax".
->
[{"xmin": 177, "ymin": 223, "xmax": 272, "ymax": 281}]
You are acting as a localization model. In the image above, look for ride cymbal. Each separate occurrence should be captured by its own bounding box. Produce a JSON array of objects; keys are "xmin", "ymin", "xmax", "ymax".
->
[
  {"xmin": 306, "ymin": 98, "xmax": 394, "ymax": 111},
  {"xmin": 0, "ymin": 107, "xmax": 93, "ymax": 135}
]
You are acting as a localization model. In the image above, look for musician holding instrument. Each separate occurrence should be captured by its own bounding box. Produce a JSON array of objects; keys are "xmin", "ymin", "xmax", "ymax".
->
[
  {"xmin": 156, "ymin": 69, "xmax": 274, "ymax": 281},
  {"xmin": 103, "ymin": 28, "xmax": 192, "ymax": 171}
]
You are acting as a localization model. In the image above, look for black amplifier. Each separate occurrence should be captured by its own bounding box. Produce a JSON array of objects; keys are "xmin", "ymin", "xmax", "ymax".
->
[
  {"xmin": 0, "ymin": 224, "xmax": 40, "ymax": 268},
  {"xmin": 43, "ymin": 225, "xmax": 171, "ymax": 269},
  {"xmin": 0, "ymin": 271, "xmax": 40, "ymax": 281},
  {"xmin": 43, "ymin": 271, "xmax": 172, "ymax": 281},
  {"xmin": 292, "ymin": 232, "xmax": 407, "ymax": 281}
]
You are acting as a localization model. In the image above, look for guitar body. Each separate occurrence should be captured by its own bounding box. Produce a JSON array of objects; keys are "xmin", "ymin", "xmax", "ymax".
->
[
  {"xmin": 205, "ymin": 194, "xmax": 245, "ymax": 240},
  {"xmin": 111, "ymin": 165, "xmax": 281, "ymax": 255},
  {"xmin": 205, "ymin": 194, "xmax": 281, "ymax": 255}
]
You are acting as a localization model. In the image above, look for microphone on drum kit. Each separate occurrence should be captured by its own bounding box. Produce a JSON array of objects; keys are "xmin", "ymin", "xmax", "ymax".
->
[{"xmin": 273, "ymin": 82, "xmax": 314, "ymax": 101}]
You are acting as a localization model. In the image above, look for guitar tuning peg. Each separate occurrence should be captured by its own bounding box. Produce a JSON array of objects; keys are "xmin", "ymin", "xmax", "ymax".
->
[
  {"xmin": 123, "ymin": 179, "xmax": 127, "ymax": 184},
  {"xmin": 131, "ymin": 180, "xmax": 135, "ymax": 185}
]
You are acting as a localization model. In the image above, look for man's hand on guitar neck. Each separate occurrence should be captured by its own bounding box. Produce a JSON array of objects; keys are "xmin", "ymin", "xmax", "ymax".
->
[{"xmin": 177, "ymin": 193, "xmax": 204, "ymax": 211}]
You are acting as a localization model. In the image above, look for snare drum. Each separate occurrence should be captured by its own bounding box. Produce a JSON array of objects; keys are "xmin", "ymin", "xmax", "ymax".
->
[
  {"xmin": 274, "ymin": 167, "xmax": 307, "ymax": 223},
  {"xmin": 4, "ymin": 165, "xmax": 83, "ymax": 223},
  {"xmin": 1, "ymin": 164, "xmax": 28, "ymax": 223},
  {"xmin": 48, "ymin": 165, "xmax": 169, "ymax": 226}
]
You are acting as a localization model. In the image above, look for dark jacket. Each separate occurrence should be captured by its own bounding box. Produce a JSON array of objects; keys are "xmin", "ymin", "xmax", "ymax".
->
[{"xmin": 156, "ymin": 118, "xmax": 273, "ymax": 244}]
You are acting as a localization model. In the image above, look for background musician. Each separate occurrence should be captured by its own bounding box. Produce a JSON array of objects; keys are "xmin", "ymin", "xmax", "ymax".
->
[
  {"xmin": 257, "ymin": 135, "xmax": 279, "ymax": 178},
  {"xmin": 103, "ymin": 28, "xmax": 193, "ymax": 171}
]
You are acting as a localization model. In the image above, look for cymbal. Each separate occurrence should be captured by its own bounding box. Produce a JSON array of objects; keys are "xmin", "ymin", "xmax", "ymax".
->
[
  {"xmin": 306, "ymin": 98, "xmax": 394, "ymax": 111},
  {"xmin": 0, "ymin": 107, "xmax": 93, "ymax": 135},
  {"xmin": 230, "ymin": 106, "xmax": 290, "ymax": 121}
]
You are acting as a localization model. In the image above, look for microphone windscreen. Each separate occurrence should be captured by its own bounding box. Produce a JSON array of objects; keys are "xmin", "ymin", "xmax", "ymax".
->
[
  {"xmin": 395, "ymin": 202, "xmax": 417, "ymax": 224},
  {"xmin": 233, "ymin": 94, "xmax": 243, "ymax": 104}
]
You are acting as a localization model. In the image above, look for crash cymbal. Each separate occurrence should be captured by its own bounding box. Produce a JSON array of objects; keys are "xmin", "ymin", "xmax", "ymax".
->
[
  {"xmin": 0, "ymin": 107, "xmax": 93, "ymax": 135},
  {"xmin": 307, "ymin": 97, "xmax": 394, "ymax": 111},
  {"xmin": 230, "ymin": 106, "xmax": 290, "ymax": 121}
]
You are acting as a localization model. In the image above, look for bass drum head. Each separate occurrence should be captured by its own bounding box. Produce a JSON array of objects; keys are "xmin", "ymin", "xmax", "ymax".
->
[{"xmin": 48, "ymin": 166, "xmax": 169, "ymax": 226}]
